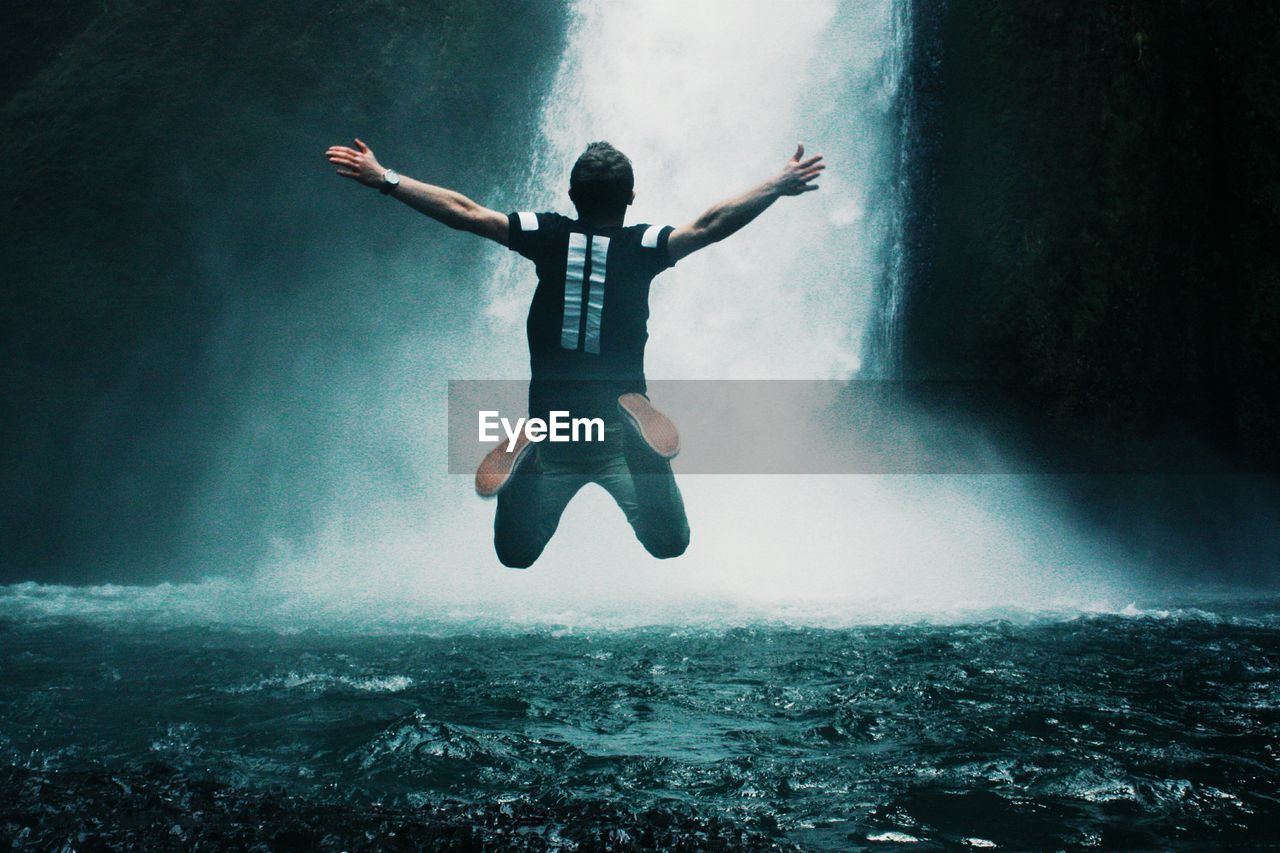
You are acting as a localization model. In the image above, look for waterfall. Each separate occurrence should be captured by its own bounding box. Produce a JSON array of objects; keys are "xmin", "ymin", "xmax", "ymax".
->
[
  {"xmin": 486, "ymin": 0, "xmax": 908, "ymax": 380},
  {"xmin": 241, "ymin": 0, "xmax": 1128, "ymax": 628},
  {"xmin": 862, "ymin": 0, "xmax": 914, "ymax": 377}
]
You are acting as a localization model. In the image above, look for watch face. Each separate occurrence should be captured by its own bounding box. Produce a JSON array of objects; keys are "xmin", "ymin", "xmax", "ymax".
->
[{"xmin": 383, "ymin": 169, "xmax": 400, "ymax": 185}]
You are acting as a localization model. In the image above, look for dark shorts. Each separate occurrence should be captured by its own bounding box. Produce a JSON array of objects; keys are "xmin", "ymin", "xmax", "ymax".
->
[{"xmin": 493, "ymin": 420, "xmax": 690, "ymax": 568}]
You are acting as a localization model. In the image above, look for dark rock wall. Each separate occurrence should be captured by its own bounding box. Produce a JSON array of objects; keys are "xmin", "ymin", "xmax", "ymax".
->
[
  {"xmin": 1, "ymin": 0, "xmax": 568, "ymax": 582},
  {"xmin": 903, "ymin": 0, "xmax": 1280, "ymax": 469},
  {"xmin": 900, "ymin": 0, "xmax": 1280, "ymax": 579}
]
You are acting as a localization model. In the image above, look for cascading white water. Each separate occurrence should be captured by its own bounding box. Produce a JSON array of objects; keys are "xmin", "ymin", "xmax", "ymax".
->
[
  {"xmin": 236, "ymin": 0, "xmax": 1131, "ymax": 628},
  {"xmin": 488, "ymin": 0, "xmax": 903, "ymax": 380}
]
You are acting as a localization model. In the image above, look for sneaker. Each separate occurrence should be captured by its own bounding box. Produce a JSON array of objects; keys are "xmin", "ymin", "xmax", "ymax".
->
[
  {"xmin": 475, "ymin": 432, "xmax": 536, "ymax": 497},
  {"xmin": 617, "ymin": 393, "xmax": 680, "ymax": 459}
]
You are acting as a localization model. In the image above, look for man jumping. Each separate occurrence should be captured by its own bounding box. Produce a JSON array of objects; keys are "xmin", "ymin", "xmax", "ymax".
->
[{"xmin": 325, "ymin": 139, "xmax": 825, "ymax": 567}]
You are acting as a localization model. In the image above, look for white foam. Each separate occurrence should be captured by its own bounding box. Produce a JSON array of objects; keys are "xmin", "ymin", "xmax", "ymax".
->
[{"xmin": 0, "ymin": 576, "xmax": 1196, "ymax": 633}]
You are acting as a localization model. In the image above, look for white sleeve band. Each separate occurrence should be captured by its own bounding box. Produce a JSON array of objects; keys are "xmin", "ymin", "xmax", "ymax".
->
[
  {"xmin": 518, "ymin": 211, "xmax": 539, "ymax": 231},
  {"xmin": 641, "ymin": 224, "xmax": 664, "ymax": 248}
]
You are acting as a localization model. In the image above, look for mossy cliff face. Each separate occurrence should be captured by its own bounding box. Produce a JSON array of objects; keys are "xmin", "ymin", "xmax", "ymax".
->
[
  {"xmin": 1, "ymin": 1, "xmax": 567, "ymax": 582},
  {"xmin": 903, "ymin": 0, "xmax": 1280, "ymax": 469}
]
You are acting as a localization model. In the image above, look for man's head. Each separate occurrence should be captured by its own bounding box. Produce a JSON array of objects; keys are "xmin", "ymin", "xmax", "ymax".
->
[{"xmin": 569, "ymin": 142, "xmax": 634, "ymax": 222}]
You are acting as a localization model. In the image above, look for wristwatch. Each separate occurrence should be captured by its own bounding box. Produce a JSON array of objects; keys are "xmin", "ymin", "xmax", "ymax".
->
[{"xmin": 379, "ymin": 169, "xmax": 401, "ymax": 195}]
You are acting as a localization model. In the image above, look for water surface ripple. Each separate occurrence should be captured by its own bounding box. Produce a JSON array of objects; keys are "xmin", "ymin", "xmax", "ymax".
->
[{"xmin": 2, "ymin": 606, "xmax": 1278, "ymax": 848}]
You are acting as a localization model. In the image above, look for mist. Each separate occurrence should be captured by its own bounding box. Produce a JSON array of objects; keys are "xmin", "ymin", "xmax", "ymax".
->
[
  {"xmin": 3, "ymin": 0, "xmax": 1272, "ymax": 624},
  {"xmin": 192, "ymin": 0, "xmax": 1138, "ymax": 626}
]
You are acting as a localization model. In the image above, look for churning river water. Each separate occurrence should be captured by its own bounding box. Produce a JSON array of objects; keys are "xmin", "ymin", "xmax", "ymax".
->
[{"xmin": 2, "ymin": 588, "xmax": 1277, "ymax": 849}]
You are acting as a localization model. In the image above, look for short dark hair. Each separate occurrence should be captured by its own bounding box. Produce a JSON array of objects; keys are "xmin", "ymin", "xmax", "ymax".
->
[{"xmin": 569, "ymin": 141, "xmax": 633, "ymax": 220}]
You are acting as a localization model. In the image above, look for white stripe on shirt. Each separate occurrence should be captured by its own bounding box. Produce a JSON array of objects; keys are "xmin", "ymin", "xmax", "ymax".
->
[
  {"xmin": 583, "ymin": 236, "xmax": 610, "ymax": 354},
  {"xmin": 560, "ymin": 232, "xmax": 588, "ymax": 349}
]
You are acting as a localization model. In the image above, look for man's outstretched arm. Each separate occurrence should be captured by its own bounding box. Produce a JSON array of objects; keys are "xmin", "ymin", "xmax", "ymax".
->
[
  {"xmin": 326, "ymin": 139, "xmax": 508, "ymax": 245},
  {"xmin": 667, "ymin": 144, "xmax": 825, "ymax": 264}
]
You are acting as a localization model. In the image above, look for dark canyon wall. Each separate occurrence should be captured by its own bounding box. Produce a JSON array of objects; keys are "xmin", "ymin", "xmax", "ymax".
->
[
  {"xmin": 1, "ymin": 0, "xmax": 567, "ymax": 582},
  {"xmin": 904, "ymin": 0, "xmax": 1280, "ymax": 467},
  {"xmin": 901, "ymin": 0, "xmax": 1280, "ymax": 578}
]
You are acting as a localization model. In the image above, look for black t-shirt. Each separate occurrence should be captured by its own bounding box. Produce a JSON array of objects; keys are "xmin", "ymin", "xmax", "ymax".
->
[{"xmin": 507, "ymin": 211, "xmax": 677, "ymax": 421}]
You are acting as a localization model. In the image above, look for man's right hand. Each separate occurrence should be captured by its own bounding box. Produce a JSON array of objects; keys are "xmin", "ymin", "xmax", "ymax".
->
[
  {"xmin": 326, "ymin": 138, "xmax": 387, "ymax": 188},
  {"xmin": 325, "ymin": 141, "xmax": 509, "ymax": 244},
  {"xmin": 773, "ymin": 143, "xmax": 825, "ymax": 196}
]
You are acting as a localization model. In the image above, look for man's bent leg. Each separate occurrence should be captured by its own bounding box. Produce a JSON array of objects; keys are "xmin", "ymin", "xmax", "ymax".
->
[
  {"xmin": 597, "ymin": 432, "xmax": 690, "ymax": 560},
  {"xmin": 493, "ymin": 451, "xmax": 585, "ymax": 568}
]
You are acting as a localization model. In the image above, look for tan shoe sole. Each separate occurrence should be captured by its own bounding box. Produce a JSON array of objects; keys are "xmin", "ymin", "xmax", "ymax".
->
[
  {"xmin": 475, "ymin": 432, "xmax": 535, "ymax": 497},
  {"xmin": 617, "ymin": 393, "xmax": 680, "ymax": 459}
]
